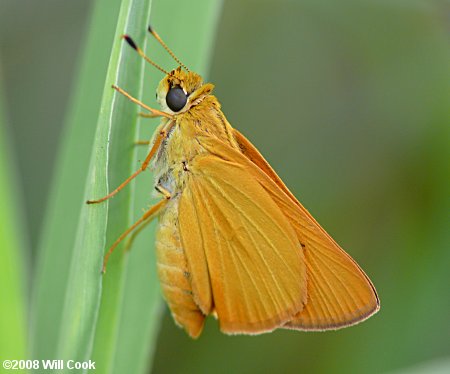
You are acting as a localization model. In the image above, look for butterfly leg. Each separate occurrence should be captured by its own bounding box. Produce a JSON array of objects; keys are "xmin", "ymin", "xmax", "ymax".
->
[
  {"xmin": 134, "ymin": 140, "xmax": 150, "ymax": 146},
  {"xmin": 112, "ymin": 85, "xmax": 172, "ymax": 119},
  {"xmin": 87, "ymin": 120, "xmax": 175, "ymax": 204},
  {"xmin": 102, "ymin": 195, "xmax": 170, "ymax": 273},
  {"xmin": 124, "ymin": 184, "xmax": 172, "ymax": 254},
  {"xmin": 138, "ymin": 112, "xmax": 160, "ymax": 118}
]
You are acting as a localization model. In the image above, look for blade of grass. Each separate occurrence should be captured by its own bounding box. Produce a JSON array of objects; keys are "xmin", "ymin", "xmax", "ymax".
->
[
  {"xmin": 92, "ymin": 1, "xmax": 224, "ymax": 373},
  {"xmin": 87, "ymin": 0, "xmax": 153, "ymax": 372},
  {"xmin": 55, "ymin": 0, "xmax": 155, "ymax": 368},
  {"xmin": 29, "ymin": 0, "xmax": 124, "ymax": 362},
  {"xmin": 0, "ymin": 69, "xmax": 27, "ymax": 361}
]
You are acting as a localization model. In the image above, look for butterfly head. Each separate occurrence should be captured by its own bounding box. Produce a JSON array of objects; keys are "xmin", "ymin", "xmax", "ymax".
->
[{"xmin": 157, "ymin": 67, "xmax": 215, "ymax": 114}]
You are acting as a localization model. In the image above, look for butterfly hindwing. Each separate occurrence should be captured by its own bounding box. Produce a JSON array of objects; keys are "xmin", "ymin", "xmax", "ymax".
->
[{"xmin": 201, "ymin": 133, "xmax": 379, "ymax": 330}]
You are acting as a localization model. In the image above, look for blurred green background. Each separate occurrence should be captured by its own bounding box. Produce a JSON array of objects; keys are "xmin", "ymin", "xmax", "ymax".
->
[{"xmin": 0, "ymin": 0, "xmax": 449, "ymax": 373}]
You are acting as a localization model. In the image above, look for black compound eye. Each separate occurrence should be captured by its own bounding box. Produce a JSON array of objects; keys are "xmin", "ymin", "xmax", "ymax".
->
[{"xmin": 166, "ymin": 86, "xmax": 187, "ymax": 112}]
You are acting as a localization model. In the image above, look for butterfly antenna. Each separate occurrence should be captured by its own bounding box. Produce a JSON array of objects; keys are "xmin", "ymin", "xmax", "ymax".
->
[
  {"xmin": 148, "ymin": 25, "xmax": 190, "ymax": 71},
  {"xmin": 122, "ymin": 35, "xmax": 171, "ymax": 75}
]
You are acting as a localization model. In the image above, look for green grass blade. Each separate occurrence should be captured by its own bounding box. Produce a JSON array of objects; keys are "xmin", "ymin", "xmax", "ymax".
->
[
  {"xmin": 56, "ymin": 0, "xmax": 154, "ymax": 368},
  {"xmin": 29, "ymin": 0, "xmax": 128, "ymax": 363},
  {"xmin": 88, "ymin": 0, "xmax": 153, "ymax": 373},
  {"xmin": 0, "ymin": 71, "xmax": 27, "ymax": 361}
]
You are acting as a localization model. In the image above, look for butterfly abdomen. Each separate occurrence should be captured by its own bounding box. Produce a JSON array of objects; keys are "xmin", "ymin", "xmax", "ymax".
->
[{"xmin": 155, "ymin": 198, "xmax": 205, "ymax": 338}]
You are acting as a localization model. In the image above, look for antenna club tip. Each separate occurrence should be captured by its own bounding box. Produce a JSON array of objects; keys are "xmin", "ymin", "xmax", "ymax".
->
[
  {"xmin": 122, "ymin": 34, "xmax": 138, "ymax": 50},
  {"xmin": 147, "ymin": 24, "xmax": 154, "ymax": 33}
]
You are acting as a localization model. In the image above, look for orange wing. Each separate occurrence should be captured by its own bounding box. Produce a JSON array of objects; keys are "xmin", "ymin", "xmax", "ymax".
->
[
  {"xmin": 178, "ymin": 151, "xmax": 307, "ymax": 334},
  {"xmin": 202, "ymin": 132, "xmax": 380, "ymax": 330}
]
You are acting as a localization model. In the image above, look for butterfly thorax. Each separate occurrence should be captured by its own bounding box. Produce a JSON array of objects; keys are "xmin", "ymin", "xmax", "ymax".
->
[{"xmin": 152, "ymin": 89, "xmax": 239, "ymax": 198}]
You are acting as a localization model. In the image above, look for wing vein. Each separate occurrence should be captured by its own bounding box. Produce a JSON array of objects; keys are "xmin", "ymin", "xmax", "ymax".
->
[
  {"xmin": 207, "ymin": 174, "xmax": 299, "ymax": 284},
  {"xmin": 307, "ymin": 252, "xmax": 347, "ymax": 321},
  {"xmin": 205, "ymin": 182, "xmax": 273, "ymax": 321}
]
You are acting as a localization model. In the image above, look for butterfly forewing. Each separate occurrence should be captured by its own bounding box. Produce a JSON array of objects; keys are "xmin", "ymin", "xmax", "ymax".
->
[{"xmin": 179, "ymin": 152, "xmax": 307, "ymax": 334}]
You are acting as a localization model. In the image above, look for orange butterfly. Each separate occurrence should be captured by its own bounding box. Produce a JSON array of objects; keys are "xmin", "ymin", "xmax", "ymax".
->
[{"xmin": 88, "ymin": 26, "xmax": 379, "ymax": 338}]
